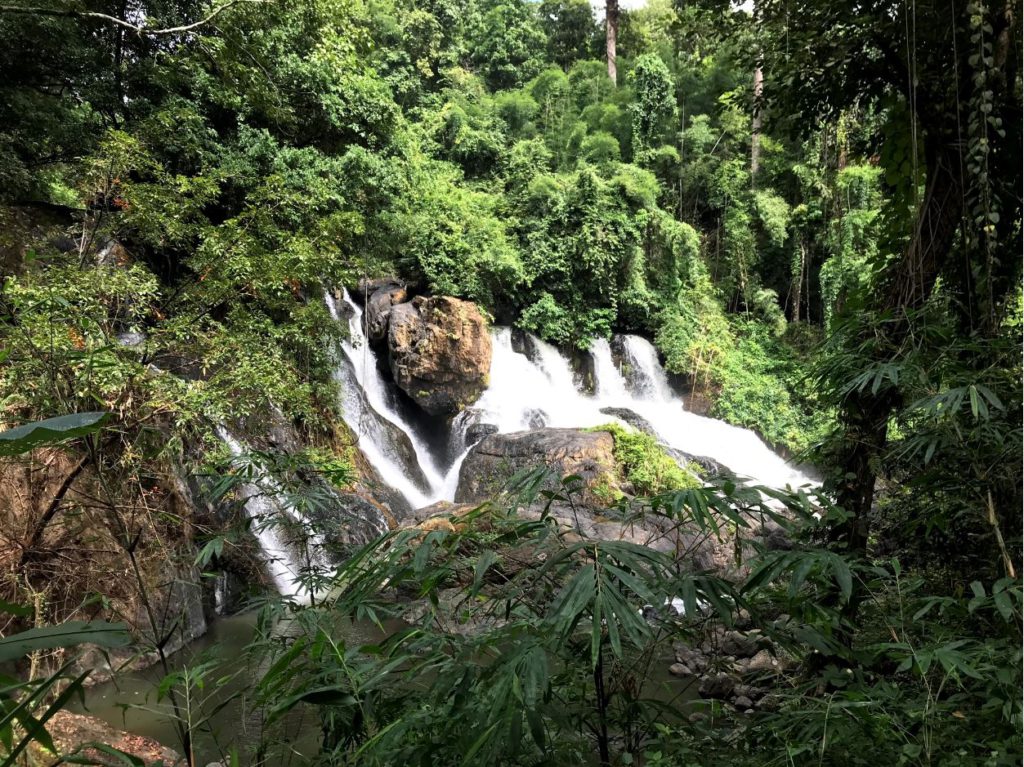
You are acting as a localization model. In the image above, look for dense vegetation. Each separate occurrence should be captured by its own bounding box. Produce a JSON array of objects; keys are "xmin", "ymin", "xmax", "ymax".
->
[{"xmin": 0, "ymin": 0, "xmax": 1020, "ymax": 765}]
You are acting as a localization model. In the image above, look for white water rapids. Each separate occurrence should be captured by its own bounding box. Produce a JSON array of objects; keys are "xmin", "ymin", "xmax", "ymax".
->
[{"xmin": 215, "ymin": 428, "xmax": 320, "ymax": 602}]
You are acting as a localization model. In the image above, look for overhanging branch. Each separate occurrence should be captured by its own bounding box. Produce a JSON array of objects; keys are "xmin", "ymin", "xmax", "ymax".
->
[{"xmin": 0, "ymin": 0, "xmax": 266, "ymax": 35}]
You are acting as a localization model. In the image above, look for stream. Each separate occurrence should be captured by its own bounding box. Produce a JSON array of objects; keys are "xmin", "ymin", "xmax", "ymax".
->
[
  {"xmin": 74, "ymin": 611, "xmax": 407, "ymax": 765},
  {"xmin": 76, "ymin": 609, "xmax": 696, "ymax": 765}
]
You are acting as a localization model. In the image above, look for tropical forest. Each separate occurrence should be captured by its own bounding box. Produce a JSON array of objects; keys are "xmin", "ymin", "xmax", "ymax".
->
[{"xmin": 0, "ymin": 0, "xmax": 1020, "ymax": 764}]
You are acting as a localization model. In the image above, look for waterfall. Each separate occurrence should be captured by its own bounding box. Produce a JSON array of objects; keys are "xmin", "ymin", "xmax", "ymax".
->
[
  {"xmin": 470, "ymin": 331, "xmax": 810, "ymax": 490},
  {"xmin": 619, "ymin": 335, "xmax": 676, "ymax": 402},
  {"xmin": 471, "ymin": 329, "xmax": 598, "ymax": 432},
  {"xmin": 327, "ymin": 289, "xmax": 481, "ymax": 509},
  {"xmin": 593, "ymin": 335, "xmax": 809, "ymax": 489},
  {"xmin": 215, "ymin": 428, "xmax": 319, "ymax": 602},
  {"xmin": 323, "ymin": 292, "xmax": 811, "ymax": 512},
  {"xmin": 590, "ymin": 338, "xmax": 630, "ymax": 400},
  {"xmin": 326, "ymin": 291, "xmax": 446, "ymax": 509}
]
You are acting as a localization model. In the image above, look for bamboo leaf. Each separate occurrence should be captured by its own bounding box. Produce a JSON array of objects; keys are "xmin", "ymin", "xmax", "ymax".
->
[
  {"xmin": 0, "ymin": 621, "xmax": 131, "ymax": 663},
  {"xmin": 0, "ymin": 412, "xmax": 109, "ymax": 456}
]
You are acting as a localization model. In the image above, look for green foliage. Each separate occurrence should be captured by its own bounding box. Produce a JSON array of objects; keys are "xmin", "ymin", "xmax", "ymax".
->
[
  {"xmin": 657, "ymin": 304, "xmax": 828, "ymax": 453},
  {"xmin": 538, "ymin": 0, "xmax": 597, "ymax": 69},
  {"xmin": 628, "ymin": 53, "xmax": 677, "ymax": 163},
  {"xmin": 249, "ymin": 472, "xmax": 808, "ymax": 765},
  {"xmin": 469, "ymin": 0, "xmax": 548, "ymax": 90},
  {"xmin": 1, "ymin": 4, "xmax": 1019, "ymax": 765},
  {"xmin": 394, "ymin": 157, "xmax": 524, "ymax": 304},
  {"xmin": 718, "ymin": 324, "xmax": 832, "ymax": 453},
  {"xmin": 593, "ymin": 422, "xmax": 700, "ymax": 494},
  {"xmin": 0, "ymin": 621, "xmax": 131, "ymax": 663}
]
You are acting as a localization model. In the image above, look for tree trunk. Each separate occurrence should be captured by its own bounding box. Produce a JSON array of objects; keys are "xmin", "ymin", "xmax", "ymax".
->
[
  {"xmin": 832, "ymin": 140, "xmax": 964, "ymax": 553},
  {"xmin": 791, "ymin": 241, "xmax": 805, "ymax": 323},
  {"xmin": 751, "ymin": 65, "xmax": 763, "ymax": 182},
  {"xmin": 605, "ymin": 0, "xmax": 618, "ymax": 85},
  {"xmin": 887, "ymin": 144, "xmax": 965, "ymax": 314}
]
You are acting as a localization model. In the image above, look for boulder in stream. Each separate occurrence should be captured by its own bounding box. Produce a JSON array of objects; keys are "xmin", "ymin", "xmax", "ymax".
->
[
  {"xmin": 455, "ymin": 428, "xmax": 619, "ymax": 506},
  {"xmin": 305, "ymin": 486, "xmax": 392, "ymax": 551},
  {"xmin": 388, "ymin": 296, "xmax": 492, "ymax": 416}
]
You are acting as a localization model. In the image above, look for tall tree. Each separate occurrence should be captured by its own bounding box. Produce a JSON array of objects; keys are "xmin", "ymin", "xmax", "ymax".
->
[
  {"xmin": 539, "ymin": 0, "xmax": 598, "ymax": 70},
  {"xmin": 606, "ymin": 0, "xmax": 619, "ymax": 84},
  {"xmin": 750, "ymin": 64, "xmax": 763, "ymax": 180}
]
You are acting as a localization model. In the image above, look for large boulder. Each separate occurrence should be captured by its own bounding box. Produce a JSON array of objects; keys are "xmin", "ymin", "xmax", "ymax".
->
[
  {"xmin": 388, "ymin": 296, "xmax": 492, "ymax": 416},
  {"xmin": 455, "ymin": 428, "xmax": 619, "ymax": 506},
  {"xmin": 401, "ymin": 499, "xmax": 677, "ymax": 553}
]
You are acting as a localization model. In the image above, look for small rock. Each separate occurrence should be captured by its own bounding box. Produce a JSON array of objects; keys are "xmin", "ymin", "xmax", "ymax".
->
[
  {"xmin": 734, "ymin": 684, "xmax": 765, "ymax": 701},
  {"xmin": 734, "ymin": 695, "xmax": 753, "ymax": 709},
  {"xmin": 668, "ymin": 662, "xmax": 692, "ymax": 677},
  {"xmin": 525, "ymin": 408, "xmax": 548, "ymax": 429},
  {"xmin": 465, "ymin": 421, "xmax": 498, "ymax": 444},
  {"xmin": 744, "ymin": 649, "xmax": 778, "ymax": 674},
  {"xmin": 674, "ymin": 644, "xmax": 702, "ymax": 666},
  {"xmin": 757, "ymin": 692, "xmax": 784, "ymax": 711},
  {"xmin": 721, "ymin": 630, "xmax": 760, "ymax": 658},
  {"xmin": 698, "ymin": 672, "xmax": 736, "ymax": 700}
]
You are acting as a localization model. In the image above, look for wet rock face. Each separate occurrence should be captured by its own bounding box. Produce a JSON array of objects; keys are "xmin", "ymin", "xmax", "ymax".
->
[
  {"xmin": 455, "ymin": 428, "xmax": 619, "ymax": 505},
  {"xmin": 364, "ymin": 280, "xmax": 407, "ymax": 343},
  {"xmin": 353, "ymin": 277, "xmax": 404, "ymax": 305},
  {"xmin": 465, "ymin": 421, "xmax": 498, "ymax": 445},
  {"xmin": 597, "ymin": 406, "xmax": 726, "ymax": 478},
  {"xmin": 305, "ymin": 487, "xmax": 391, "ymax": 552},
  {"xmin": 599, "ymin": 406, "xmax": 655, "ymax": 433},
  {"xmin": 388, "ymin": 296, "xmax": 492, "ymax": 416}
]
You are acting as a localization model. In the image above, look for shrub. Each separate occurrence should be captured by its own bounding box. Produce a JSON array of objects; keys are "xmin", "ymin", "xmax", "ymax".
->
[{"xmin": 592, "ymin": 422, "xmax": 700, "ymax": 495}]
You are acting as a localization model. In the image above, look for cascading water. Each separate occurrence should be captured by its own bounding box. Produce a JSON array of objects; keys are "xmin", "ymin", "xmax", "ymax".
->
[
  {"xmin": 326, "ymin": 290, "xmax": 469, "ymax": 508},
  {"xmin": 326, "ymin": 291, "xmax": 444, "ymax": 508},
  {"xmin": 590, "ymin": 338, "xmax": 630, "ymax": 400},
  {"xmin": 469, "ymin": 331, "xmax": 811, "ymax": 490},
  {"xmin": 619, "ymin": 335, "xmax": 676, "ymax": 403},
  {"xmin": 215, "ymin": 428, "xmax": 318, "ymax": 602},
  {"xmin": 324, "ymin": 293, "xmax": 810, "ymax": 512},
  {"xmin": 599, "ymin": 335, "xmax": 809, "ymax": 488}
]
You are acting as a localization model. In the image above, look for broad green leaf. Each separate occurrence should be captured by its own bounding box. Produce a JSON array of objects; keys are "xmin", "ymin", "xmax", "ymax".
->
[
  {"xmin": 5, "ymin": 671, "xmax": 88, "ymax": 765},
  {"xmin": 0, "ymin": 621, "xmax": 131, "ymax": 663},
  {"xmin": 831, "ymin": 556, "xmax": 853, "ymax": 603},
  {"xmin": 472, "ymin": 550, "xmax": 500, "ymax": 594},
  {"xmin": 464, "ymin": 721, "xmax": 499, "ymax": 763},
  {"xmin": 56, "ymin": 742, "xmax": 146, "ymax": 765},
  {"xmin": 0, "ymin": 412, "xmax": 109, "ymax": 456},
  {"xmin": 0, "ymin": 601, "xmax": 31, "ymax": 618}
]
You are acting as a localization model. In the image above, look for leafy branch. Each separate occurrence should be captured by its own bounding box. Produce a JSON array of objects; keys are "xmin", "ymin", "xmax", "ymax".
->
[{"xmin": 0, "ymin": 0, "xmax": 266, "ymax": 36}]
